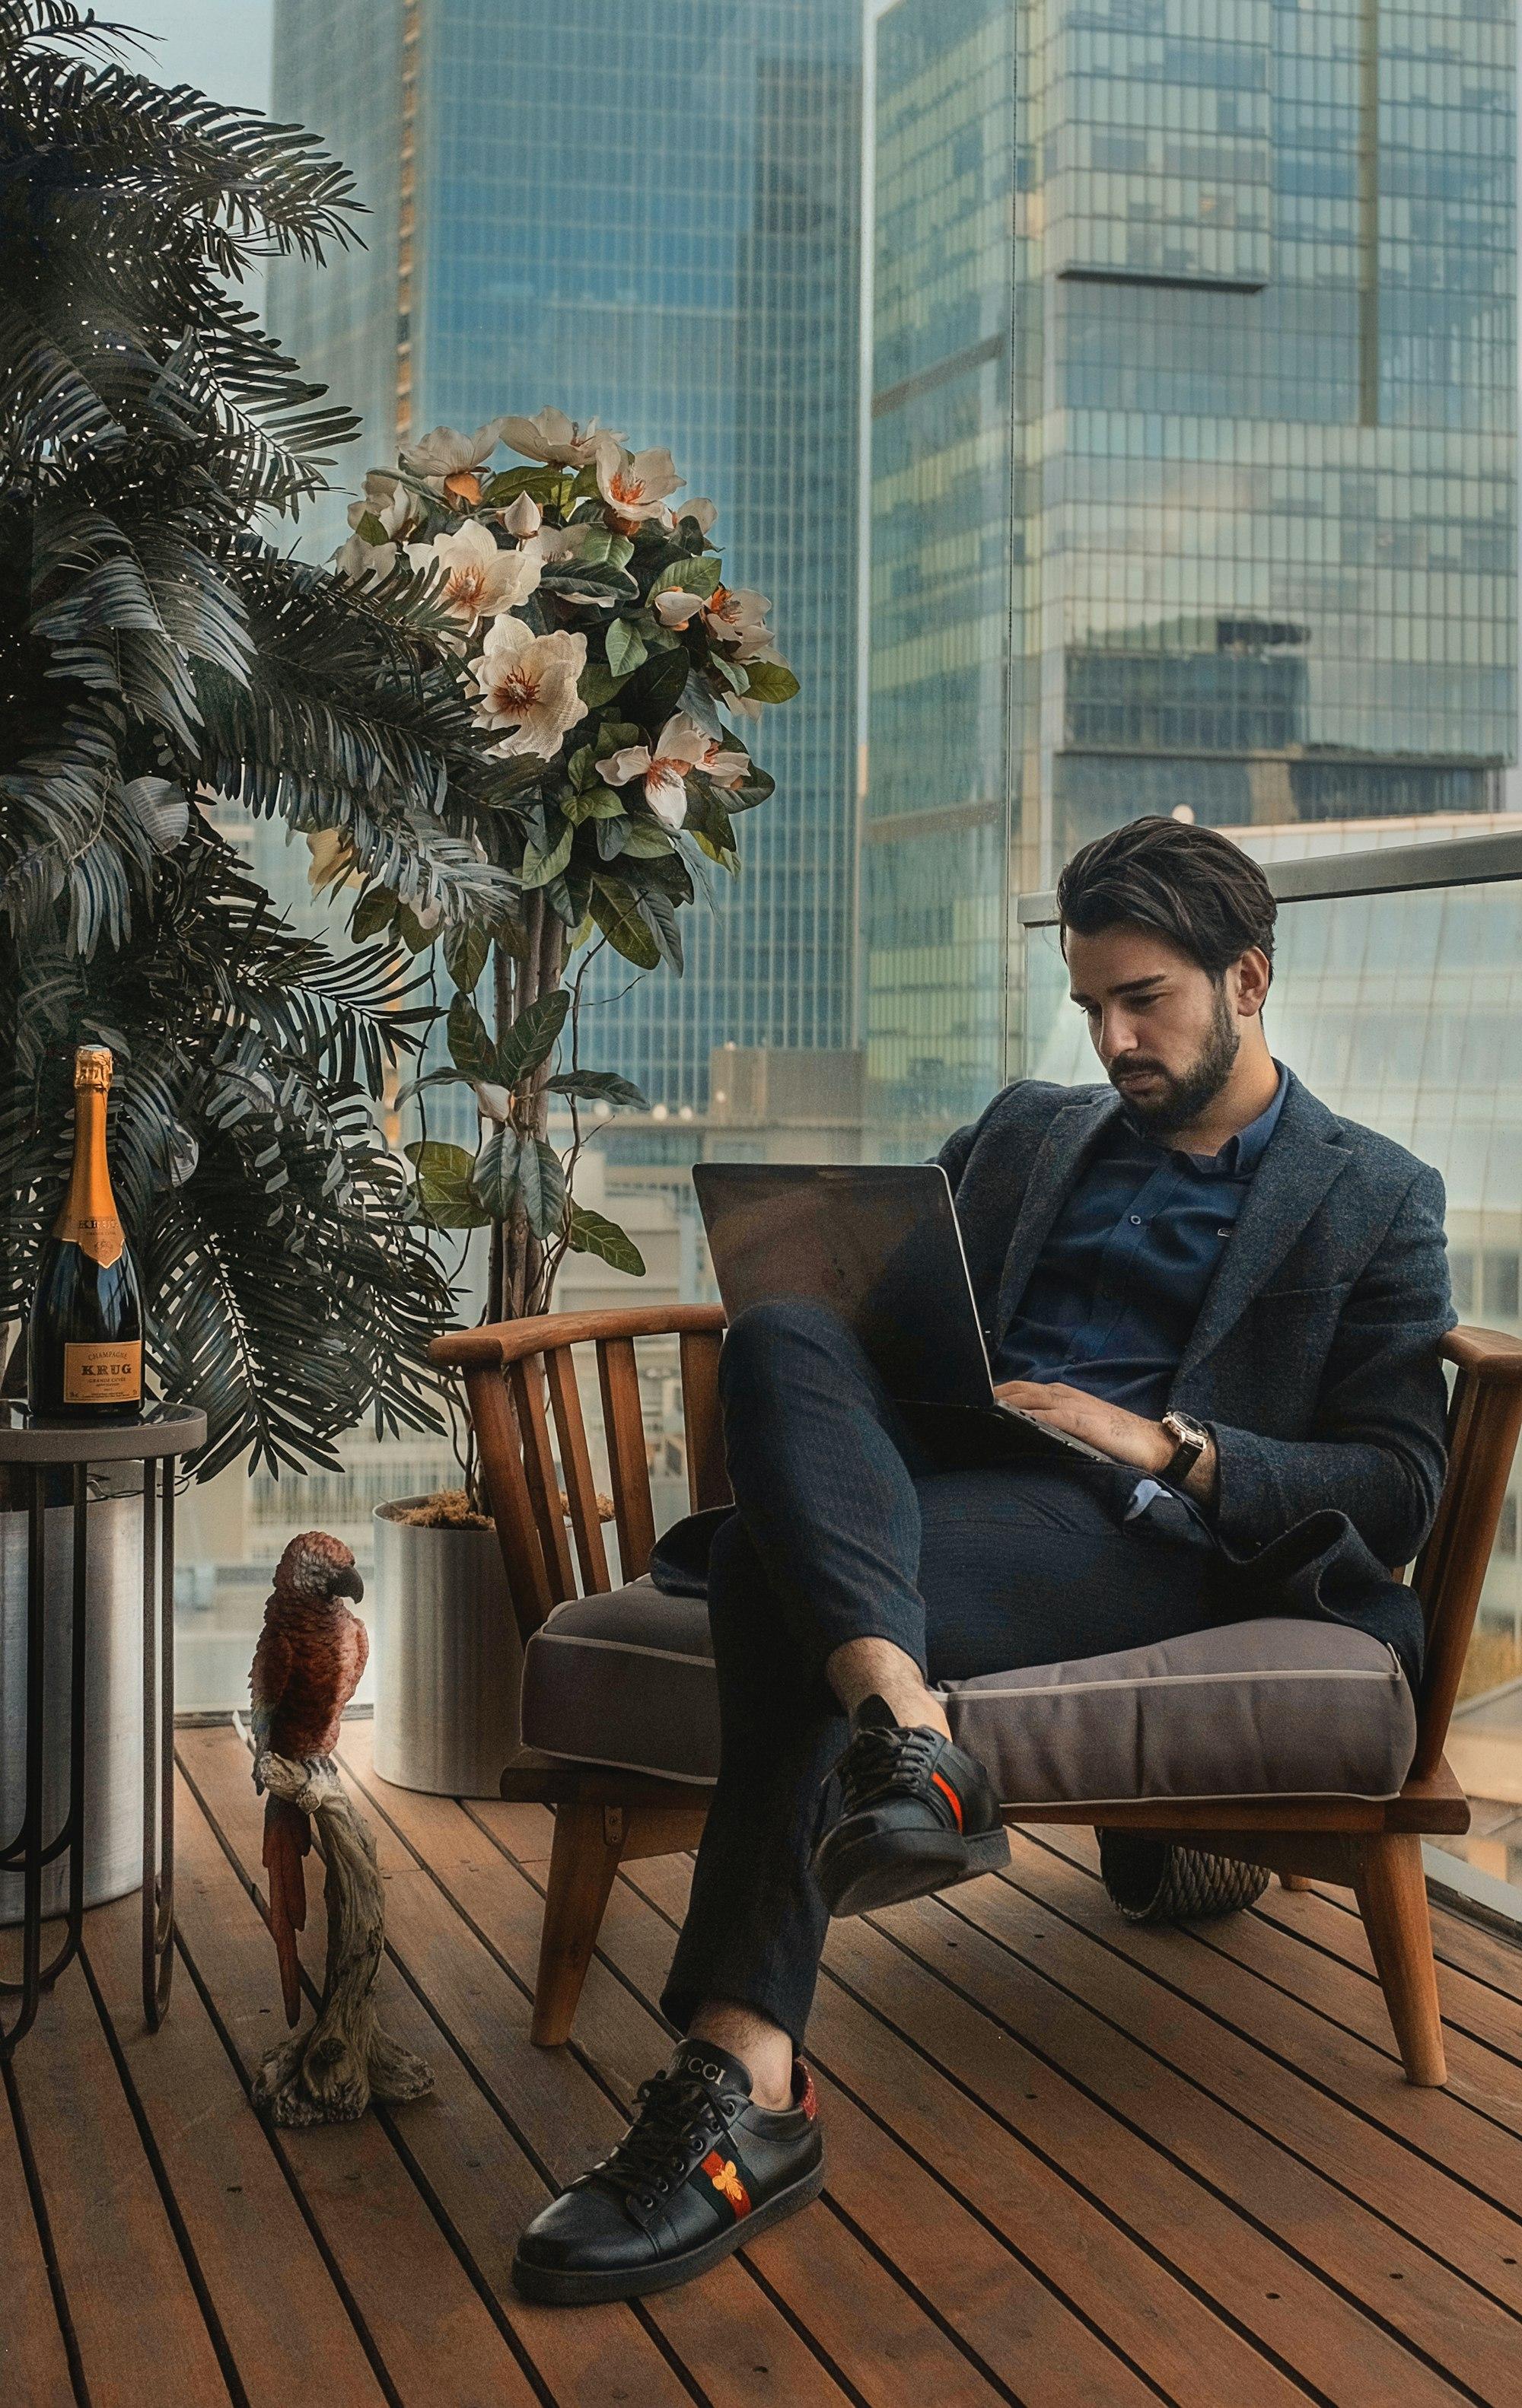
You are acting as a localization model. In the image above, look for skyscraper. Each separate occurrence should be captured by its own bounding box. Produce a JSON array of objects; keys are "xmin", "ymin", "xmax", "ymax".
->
[
  {"xmin": 862, "ymin": 0, "xmax": 1517, "ymax": 1150},
  {"xmin": 269, "ymin": 0, "xmax": 862, "ymax": 1111}
]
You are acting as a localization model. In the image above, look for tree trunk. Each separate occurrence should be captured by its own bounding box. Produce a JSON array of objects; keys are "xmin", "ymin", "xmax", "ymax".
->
[{"xmin": 484, "ymin": 895, "xmax": 567, "ymax": 1328}]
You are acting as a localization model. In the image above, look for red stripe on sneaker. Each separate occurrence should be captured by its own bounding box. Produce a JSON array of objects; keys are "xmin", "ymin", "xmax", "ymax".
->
[
  {"xmin": 931, "ymin": 1770, "xmax": 964, "ymax": 1831},
  {"xmin": 702, "ymin": 2149, "xmax": 752, "ymax": 2216}
]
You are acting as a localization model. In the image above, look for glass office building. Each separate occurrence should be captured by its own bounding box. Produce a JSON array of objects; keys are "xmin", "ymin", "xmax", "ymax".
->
[
  {"xmin": 863, "ymin": 0, "xmax": 1517, "ymax": 1152},
  {"xmin": 269, "ymin": 0, "xmax": 862, "ymax": 1112}
]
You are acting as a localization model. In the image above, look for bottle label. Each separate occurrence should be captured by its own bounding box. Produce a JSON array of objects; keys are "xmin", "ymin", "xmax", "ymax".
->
[
  {"xmin": 63, "ymin": 1341, "xmax": 142, "ymax": 1404},
  {"xmin": 55, "ymin": 1209, "xmax": 124, "ymax": 1269}
]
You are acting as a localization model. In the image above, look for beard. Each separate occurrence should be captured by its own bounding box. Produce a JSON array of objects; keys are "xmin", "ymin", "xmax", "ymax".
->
[{"xmin": 1110, "ymin": 983, "xmax": 1240, "ymax": 1137}]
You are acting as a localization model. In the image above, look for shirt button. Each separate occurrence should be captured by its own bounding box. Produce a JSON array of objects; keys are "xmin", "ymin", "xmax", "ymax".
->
[{"xmin": 1129, "ymin": 1215, "xmax": 1142, "ymax": 1226}]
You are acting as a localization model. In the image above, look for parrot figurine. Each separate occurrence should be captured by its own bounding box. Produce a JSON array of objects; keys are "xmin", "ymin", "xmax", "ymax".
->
[{"xmin": 248, "ymin": 1532, "xmax": 368, "ymax": 2027}]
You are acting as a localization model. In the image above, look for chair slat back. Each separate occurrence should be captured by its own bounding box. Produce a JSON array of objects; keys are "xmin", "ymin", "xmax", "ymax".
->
[
  {"xmin": 679, "ymin": 1328, "xmax": 731, "ymax": 1513},
  {"xmin": 545, "ymin": 1344, "xmax": 613, "ymax": 1595},
  {"xmin": 462, "ymin": 1363, "xmax": 555, "ymax": 1645},
  {"xmin": 1411, "ymin": 1359, "xmax": 1522, "ymax": 1778},
  {"xmin": 511, "ymin": 1357, "xmax": 578, "ymax": 1605},
  {"xmin": 597, "ymin": 1334, "xmax": 658, "ymax": 1579}
]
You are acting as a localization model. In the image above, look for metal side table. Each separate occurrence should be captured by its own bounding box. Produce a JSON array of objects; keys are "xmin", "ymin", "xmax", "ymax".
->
[{"xmin": 0, "ymin": 1404, "xmax": 206, "ymax": 2060}]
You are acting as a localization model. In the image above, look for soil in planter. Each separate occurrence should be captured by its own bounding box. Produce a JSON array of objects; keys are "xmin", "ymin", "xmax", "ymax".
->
[{"xmin": 390, "ymin": 1487, "xmax": 494, "ymax": 1531}]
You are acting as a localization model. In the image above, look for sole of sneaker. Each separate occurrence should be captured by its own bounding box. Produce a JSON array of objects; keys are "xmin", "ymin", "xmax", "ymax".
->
[
  {"xmin": 510, "ymin": 2155, "xmax": 828, "ymax": 2306},
  {"xmin": 816, "ymin": 1821, "xmax": 1011, "ymax": 1920}
]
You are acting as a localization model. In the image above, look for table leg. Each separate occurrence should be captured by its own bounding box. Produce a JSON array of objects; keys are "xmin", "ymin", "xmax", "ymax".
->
[{"xmin": 142, "ymin": 1457, "xmax": 174, "ymax": 2028}]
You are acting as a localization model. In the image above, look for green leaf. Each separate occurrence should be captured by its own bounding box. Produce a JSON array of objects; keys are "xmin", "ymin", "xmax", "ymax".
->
[
  {"xmin": 591, "ymin": 878, "xmax": 661, "ymax": 969},
  {"xmin": 563, "ymin": 784, "xmax": 626, "ymax": 824},
  {"xmin": 548, "ymin": 1069, "xmax": 649, "ymax": 1111},
  {"xmin": 442, "ymin": 921, "xmax": 490, "ymax": 993},
  {"xmin": 638, "ymin": 887, "xmax": 684, "ymax": 974},
  {"xmin": 470, "ymin": 1129, "xmax": 524, "ymax": 1217},
  {"xmin": 393, "ymin": 903, "xmax": 436, "ymax": 953},
  {"xmin": 405, "ymin": 1141, "xmax": 476, "ymax": 1179},
  {"xmin": 353, "ymin": 511, "xmax": 391, "ymax": 546},
  {"xmin": 519, "ymin": 1139, "xmax": 567, "ymax": 1240},
  {"xmin": 350, "ymin": 885, "xmax": 398, "ymax": 943},
  {"xmin": 626, "ymin": 644, "xmax": 691, "ymax": 727},
  {"xmin": 622, "ymin": 818, "xmax": 676, "ymax": 856},
  {"xmin": 593, "ymin": 719, "xmax": 643, "ymax": 759},
  {"xmin": 743, "ymin": 658, "xmax": 801, "ymax": 705},
  {"xmin": 605, "ymin": 617, "xmax": 648, "ymax": 678},
  {"xmin": 708, "ymin": 654, "xmax": 748, "ymax": 693},
  {"xmin": 482, "ymin": 465, "xmax": 562, "ymax": 507},
  {"xmin": 394, "ymin": 1067, "xmax": 470, "ymax": 1105},
  {"xmin": 694, "ymin": 833, "xmax": 740, "ymax": 873},
  {"xmin": 566, "ymin": 1204, "xmax": 646, "ymax": 1278},
  {"xmin": 648, "ymin": 555, "xmax": 721, "ymax": 600},
  {"xmin": 447, "ymin": 993, "xmax": 498, "ymax": 1080},
  {"xmin": 495, "ymin": 986, "xmax": 570, "ymax": 1085},
  {"xmin": 578, "ymin": 664, "xmax": 630, "ymax": 707},
  {"xmin": 521, "ymin": 822, "xmax": 575, "ymax": 886}
]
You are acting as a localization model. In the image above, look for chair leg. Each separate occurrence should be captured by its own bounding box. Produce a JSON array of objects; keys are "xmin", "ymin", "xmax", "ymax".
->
[
  {"xmin": 1279, "ymin": 1873, "xmax": 1314, "ymax": 1892},
  {"xmin": 531, "ymin": 1802, "xmax": 624, "ymax": 2047},
  {"xmin": 1352, "ymin": 1834, "xmax": 1447, "ymax": 2087}
]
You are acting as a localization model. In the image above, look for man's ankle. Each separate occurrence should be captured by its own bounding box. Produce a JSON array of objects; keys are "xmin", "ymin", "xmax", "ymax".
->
[
  {"xmin": 826, "ymin": 1637, "xmax": 950, "ymax": 1738},
  {"xmin": 686, "ymin": 1999, "xmax": 796, "ymax": 2111}
]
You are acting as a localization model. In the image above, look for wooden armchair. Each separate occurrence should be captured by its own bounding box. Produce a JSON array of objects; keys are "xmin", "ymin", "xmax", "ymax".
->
[{"xmin": 430, "ymin": 1311, "xmax": 1522, "ymax": 2085}]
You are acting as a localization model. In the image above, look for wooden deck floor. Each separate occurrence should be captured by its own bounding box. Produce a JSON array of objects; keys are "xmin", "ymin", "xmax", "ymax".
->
[{"xmin": 6, "ymin": 1716, "xmax": 1522, "ymax": 2408}]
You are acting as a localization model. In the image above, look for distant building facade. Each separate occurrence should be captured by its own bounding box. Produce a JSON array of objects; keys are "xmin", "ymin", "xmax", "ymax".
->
[
  {"xmin": 269, "ymin": 0, "xmax": 863, "ymax": 1115},
  {"xmin": 862, "ymin": 0, "xmax": 1517, "ymax": 1150}
]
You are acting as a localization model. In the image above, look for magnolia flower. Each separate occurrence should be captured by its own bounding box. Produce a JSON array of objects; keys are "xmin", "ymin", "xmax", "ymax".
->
[
  {"xmin": 499, "ymin": 407, "xmax": 624, "ymax": 467},
  {"xmin": 406, "ymin": 519, "xmax": 541, "ymax": 630},
  {"xmin": 468, "ymin": 617, "xmax": 588, "ymax": 758},
  {"xmin": 677, "ymin": 497, "xmax": 717, "ymax": 534},
  {"xmin": 651, "ymin": 580, "xmax": 775, "ymax": 663},
  {"xmin": 501, "ymin": 490, "xmax": 543, "ymax": 538},
  {"xmin": 473, "ymin": 1080, "xmax": 512, "ymax": 1122},
  {"xmin": 602, "ymin": 712, "xmax": 712, "ymax": 829},
  {"xmin": 695, "ymin": 735, "xmax": 751, "ymax": 790},
  {"xmin": 400, "ymin": 421, "xmax": 503, "ymax": 504},
  {"xmin": 594, "ymin": 436, "xmax": 683, "ymax": 529},
  {"xmin": 333, "ymin": 530, "xmax": 397, "ymax": 586},
  {"xmin": 346, "ymin": 469, "xmax": 416, "ymax": 539}
]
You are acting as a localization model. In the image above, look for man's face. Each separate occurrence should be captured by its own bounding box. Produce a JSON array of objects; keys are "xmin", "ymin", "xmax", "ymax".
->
[{"xmin": 1064, "ymin": 922, "xmax": 1247, "ymax": 1135}]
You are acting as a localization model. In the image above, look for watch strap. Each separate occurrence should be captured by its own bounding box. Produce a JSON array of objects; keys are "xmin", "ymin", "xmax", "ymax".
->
[{"xmin": 1162, "ymin": 1416, "xmax": 1207, "ymax": 1485}]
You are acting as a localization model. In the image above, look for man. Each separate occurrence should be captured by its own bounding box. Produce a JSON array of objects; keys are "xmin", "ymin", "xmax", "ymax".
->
[{"xmin": 514, "ymin": 815, "xmax": 1454, "ymax": 2307}]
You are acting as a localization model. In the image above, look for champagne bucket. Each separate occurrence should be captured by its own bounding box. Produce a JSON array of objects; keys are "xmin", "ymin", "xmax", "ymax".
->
[
  {"xmin": 370, "ymin": 1500, "xmax": 523, "ymax": 1796},
  {"xmin": 0, "ymin": 1489, "xmax": 145, "ymax": 1924}
]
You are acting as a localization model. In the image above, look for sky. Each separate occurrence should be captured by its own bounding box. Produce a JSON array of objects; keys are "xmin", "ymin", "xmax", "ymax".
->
[{"xmin": 123, "ymin": 0, "xmax": 272, "ymax": 112}]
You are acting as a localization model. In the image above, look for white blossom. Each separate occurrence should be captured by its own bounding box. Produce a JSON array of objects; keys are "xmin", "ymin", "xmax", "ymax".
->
[
  {"xmin": 468, "ymin": 618, "xmax": 589, "ymax": 759},
  {"xmin": 406, "ymin": 520, "xmax": 542, "ymax": 631},
  {"xmin": 400, "ymin": 421, "xmax": 504, "ymax": 503},
  {"xmin": 594, "ymin": 436, "xmax": 683, "ymax": 529},
  {"xmin": 498, "ymin": 407, "xmax": 623, "ymax": 467},
  {"xmin": 601, "ymin": 712, "xmax": 712, "ymax": 829}
]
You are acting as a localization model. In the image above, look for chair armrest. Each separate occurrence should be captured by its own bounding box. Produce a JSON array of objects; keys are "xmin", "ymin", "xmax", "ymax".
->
[
  {"xmin": 1441, "ymin": 1325, "xmax": 1522, "ymax": 1383},
  {"xmin": 429, "ymin": 1304, "xmax": 726, "ymax": 1373}
]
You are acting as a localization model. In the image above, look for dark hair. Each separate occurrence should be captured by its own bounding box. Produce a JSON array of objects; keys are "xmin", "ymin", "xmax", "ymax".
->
[{"xmin": 1056, "ymin": 816, "xmax": 1275, "ymax": 980}]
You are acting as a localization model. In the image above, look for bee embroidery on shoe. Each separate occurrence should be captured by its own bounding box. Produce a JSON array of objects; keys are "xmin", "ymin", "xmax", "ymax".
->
[{"xmin": 702, "ymin": 2151, "xmax": 752, "ymax": 2215}]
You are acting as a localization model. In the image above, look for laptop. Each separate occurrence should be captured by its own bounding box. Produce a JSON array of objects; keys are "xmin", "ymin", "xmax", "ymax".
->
[{"xmin": 691, "ymin": 1162, "xmax": 1113, "ymax": 1468}]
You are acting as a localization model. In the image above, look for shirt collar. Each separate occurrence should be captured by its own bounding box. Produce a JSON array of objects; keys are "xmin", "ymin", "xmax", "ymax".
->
[
  {"xmin": 1115, "ymin": 1061, "xmax": 1288, "ymax": 1177},
  {"xmin": 1176, "ymin": 1062, "xmax": 1288, "ymax": 1177}
]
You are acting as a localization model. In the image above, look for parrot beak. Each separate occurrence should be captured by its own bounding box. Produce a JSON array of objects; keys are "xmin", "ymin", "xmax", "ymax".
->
[{"xmin": 333, "ymin": 1566, "xmax": 365, "ymax": 1604}]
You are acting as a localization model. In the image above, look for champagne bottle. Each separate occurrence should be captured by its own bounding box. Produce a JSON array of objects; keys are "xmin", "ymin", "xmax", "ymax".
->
[{"xmin": 27, "ymin": 1046, "xmax": 144, "ymax": 1422}]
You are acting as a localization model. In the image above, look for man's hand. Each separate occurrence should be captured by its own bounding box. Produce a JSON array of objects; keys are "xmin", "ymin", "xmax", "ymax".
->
[
  {"xmin": 993, "ymin": 1379, "xmax": 1173, "ymax": 1474},
  {"xmin": 993, "ymin": 1379, "xmax": 1218, "ymax": 1506}
]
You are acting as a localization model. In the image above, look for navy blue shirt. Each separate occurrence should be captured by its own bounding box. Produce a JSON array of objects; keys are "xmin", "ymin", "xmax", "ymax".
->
[{"xmin": 992, "ymin": 1067, "xmax": 1288, "ymax": 1418}]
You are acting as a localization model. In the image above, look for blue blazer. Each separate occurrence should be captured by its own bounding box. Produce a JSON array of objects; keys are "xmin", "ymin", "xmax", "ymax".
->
[{"xmin": 939, "ymin": 1068, "xmax": 1455, "ymax": 1682}]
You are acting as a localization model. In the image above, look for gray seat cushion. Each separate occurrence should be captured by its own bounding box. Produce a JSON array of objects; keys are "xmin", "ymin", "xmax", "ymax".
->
[{"xmin": 521, "ymin": 1585, "xmax": 1417, "ymax": 1805}]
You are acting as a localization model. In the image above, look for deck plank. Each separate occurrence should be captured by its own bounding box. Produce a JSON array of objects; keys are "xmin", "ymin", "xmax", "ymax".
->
[
  {"xmin": 6, "ymin": 1917, "xmax": 232, "ymax": 2408},
  {"xmin": 81, "ymin": 1887, "xmax": 390, "ymax": 2408},
  {"xmin": 913, "ymin": 1866, "xmax": 1520, "ymax": 2404},
  {"xmin": 337, "ymin": 1724, "xmax": 1027, "ymax": 2408},
  {"xmin": 170, "ymin": 1739, "xmax": 549, "ymax": 2408},
  {"xmin": 0, "ymin": 2067, "xmax": 76, "ymax": 2408}
]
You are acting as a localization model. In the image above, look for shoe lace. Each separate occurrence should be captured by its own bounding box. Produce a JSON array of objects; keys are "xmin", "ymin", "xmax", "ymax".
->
[
  {"xmin": 835, "ymin": 1721, "xmax": 944, "ymax": 1818},
  {"xmin": 594, "ymin": 2069, "xmax": 731, "ymax": 2207}
]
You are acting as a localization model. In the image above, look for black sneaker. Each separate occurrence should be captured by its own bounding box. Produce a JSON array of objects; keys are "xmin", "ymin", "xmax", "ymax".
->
[
  {"xmin": 511, "ymin": 2038, "xmax": 825, "ymax": 2305},
  {"xmin": 812, "ymin": 1693, "xmax": 1010, "ymax": 1918}
]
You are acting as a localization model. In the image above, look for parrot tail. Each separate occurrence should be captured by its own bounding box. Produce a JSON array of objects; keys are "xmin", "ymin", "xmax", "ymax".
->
[{"xmin": 261, "ymin": 1794, "xmax": 311, "ymax": 2029}]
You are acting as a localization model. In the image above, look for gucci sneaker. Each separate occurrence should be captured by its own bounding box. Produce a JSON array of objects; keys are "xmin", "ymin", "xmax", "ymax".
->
[
  {"xmin": 511, "ymin": 2037, "xmax": 824, "ymax": 2305},
  {"xmin": 812, "ymin": 1692, "xmax": 1010, "ymax": 1917}
]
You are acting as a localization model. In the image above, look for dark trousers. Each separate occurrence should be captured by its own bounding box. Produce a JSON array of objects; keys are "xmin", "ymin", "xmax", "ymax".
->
[{"xmin": 660, "ymin": 1298, "xmax": 1232, "ymax": 2048}]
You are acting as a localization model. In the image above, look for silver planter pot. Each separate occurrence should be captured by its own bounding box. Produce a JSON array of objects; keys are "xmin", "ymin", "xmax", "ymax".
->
[
  {"xmin": 0, "ymin": 1490, "xmax": 145, "ymax": 1926},
  {"xmin": 371, "ymin": 1500, "xmax": 524, "ymax": 1797}
]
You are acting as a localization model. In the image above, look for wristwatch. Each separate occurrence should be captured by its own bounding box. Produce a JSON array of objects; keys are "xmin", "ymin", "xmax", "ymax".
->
[{"xmin": 1161, "ymin": 1409, "xmax": 1209, "ymax": 1487}]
